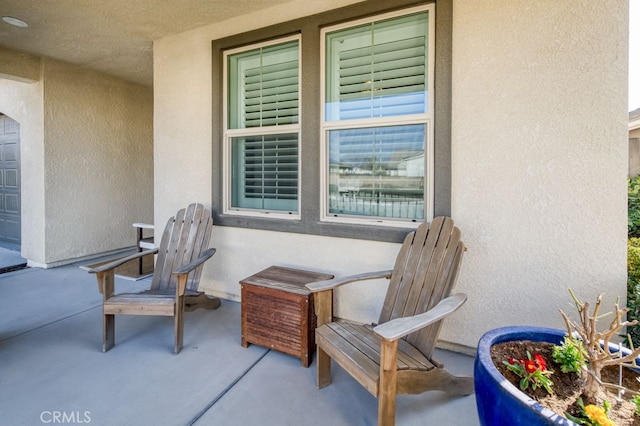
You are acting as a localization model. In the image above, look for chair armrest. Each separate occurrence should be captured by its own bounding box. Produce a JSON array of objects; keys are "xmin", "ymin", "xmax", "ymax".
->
[
  {"xmin": 83, "ymin": 248, "xmax": 159, "ymax": 274},
  {"xmin": 173, "ymin": 248, "xmax": 216, "ymax": 276},
  {"xmin": 305, "ymin": 270, "xmax": 393, "ymax": 292},
  {"xmin": 132, "ymin": 223, "xmax": 154, "ymax": 229},
  {"xmin": 373, "ymin": 293, "xmax": 467, "ymax": 341}
]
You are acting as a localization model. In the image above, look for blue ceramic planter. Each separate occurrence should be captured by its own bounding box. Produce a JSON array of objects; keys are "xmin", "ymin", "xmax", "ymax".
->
[{"xmin": 474, "ymin": 326, "xmax": 576, "ymax": 426}]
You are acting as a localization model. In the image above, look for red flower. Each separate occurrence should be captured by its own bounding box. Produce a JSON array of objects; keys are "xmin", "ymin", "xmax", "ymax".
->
[
  {"xmin": 524, "ymin": 359, "xmax": 538, "ymax": 374},
  {"xmin": 508, "ymin": 357, "xmax": 517, "ymax": 365},
  {"xmin": 534, "ymin": 353, "xmax": 547, "ymax": 371}
]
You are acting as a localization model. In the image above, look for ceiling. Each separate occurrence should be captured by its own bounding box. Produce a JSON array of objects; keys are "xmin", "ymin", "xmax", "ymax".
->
[{"xmin": 0, "ymin": 0, "xmax": 294, "ymax": 86}]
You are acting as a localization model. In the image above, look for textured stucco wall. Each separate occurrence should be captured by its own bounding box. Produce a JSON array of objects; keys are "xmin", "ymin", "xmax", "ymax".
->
[
  {"xmin": 0, "ymin": 77, "xmax": 46, "ymax": 262},
  {"xmin": 40, "ymin": 59, "xmax": 154, "ymax": 265},
  {"xmin": 0, "ymin": 51, "xmax": 154, "ymax": 266},
  {"xmin": 446, "ymin": 0, "xmax": 629, "ymax": 348},
  {"xmin": 154, "ymin": 0, "xmax": 629, "ymax": 351},
  {"xmin": 0, "ymin": 46, "xmax": 40, "ymax": 83}
]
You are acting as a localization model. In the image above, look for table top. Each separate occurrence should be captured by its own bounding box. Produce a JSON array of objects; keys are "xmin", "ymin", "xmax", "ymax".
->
[{"xmin": 240, "ymin": 265, "xmax": 334, "ymax": 295}]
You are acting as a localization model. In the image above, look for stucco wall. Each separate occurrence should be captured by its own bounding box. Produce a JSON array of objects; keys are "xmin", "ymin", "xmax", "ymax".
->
[
  {"xmin": 154, "ymin": 0, "xmax": 628, "ymax": 351},
  {"xmin": 0, "ymin": 77, "xmax": 46, "ymax": 262},
  {"xmin": 40, "ymin": 60, "xmax": 154, "ymax": 265},
  {"xmin": 0, "ymin": 50, "xmax": 154, "ymax": 266},
  {"xmin": 447, "ymin": 0, "xmax": 628, "ymax": 347}
]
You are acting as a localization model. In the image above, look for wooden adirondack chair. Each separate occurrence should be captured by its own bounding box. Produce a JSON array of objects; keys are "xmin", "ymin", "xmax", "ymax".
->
[
  {"xmin": 87, "ymin": 203, "xmax": 220, "ymax": 354},
  {"xmin": 306, "ymin": 217, "xmax": 473, "ymax": 426}
]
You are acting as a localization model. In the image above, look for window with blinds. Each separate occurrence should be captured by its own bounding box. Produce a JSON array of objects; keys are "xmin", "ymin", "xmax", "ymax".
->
[
  {"xmin": 325, "ymin": 12, "xmax": 428, "ymax": 122},
  {"xmin": 225, "ymin": 37, "xmax": 300, "ymax": 215},
  {"xmin": 231, "ymin": 134, "xmax": 298, "ymax": 211},
  {"xmin": 322, "ymin": 7, "xmax": 432, "ymax": 223}
]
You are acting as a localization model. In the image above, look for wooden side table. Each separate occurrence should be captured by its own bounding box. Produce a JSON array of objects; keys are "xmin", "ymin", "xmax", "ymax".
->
[{"xmin": 240, "ymin": 266, "xmax": 334, "ymax": 367}]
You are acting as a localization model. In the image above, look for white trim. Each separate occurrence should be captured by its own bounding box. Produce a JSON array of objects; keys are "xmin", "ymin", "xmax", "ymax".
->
[
  {"xmin": 319, "ymin": 4, "xmax": 435, "ymax": 227},
  {"xmin": 222, "ymin": 34, "xmax": 302, "ymax": 219}
]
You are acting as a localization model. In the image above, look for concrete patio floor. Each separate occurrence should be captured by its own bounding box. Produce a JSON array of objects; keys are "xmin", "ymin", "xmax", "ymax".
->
[{"xmin": 0, "ymin": 251, "xmax": 479, "ymax": 426}]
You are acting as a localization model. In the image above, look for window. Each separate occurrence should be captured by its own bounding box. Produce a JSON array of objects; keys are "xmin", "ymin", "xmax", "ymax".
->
[
  {"xmin": 321, "ymin": 6, "xmax": 434, "ymax": 225},
  {"xmin": 213, "ymin": 1, "xmax": 450, "ymax": 241},
  {"xmin": 223, "ymin": 36, "xmax": 301, "ymax": 217}
]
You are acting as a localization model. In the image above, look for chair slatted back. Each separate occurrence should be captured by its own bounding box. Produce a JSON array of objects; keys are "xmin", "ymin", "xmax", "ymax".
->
[
  {"xmin": 378, "ymin": 217, "xmax": 465, "ymax": 358},
  {"xmin": 150, "ymin": 203, "xmax": 213, "ymax": 293}
]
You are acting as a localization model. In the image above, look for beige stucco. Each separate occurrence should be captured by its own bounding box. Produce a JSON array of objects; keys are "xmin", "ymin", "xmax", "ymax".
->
[
  {"xmin": 0, "ymin": 50, "xmax": 154, "ymax": 266},
  {"xmin": 0, "ymin": 72, "xmax": 45, "ymax": 262},
  {"xmin": 447, "ymin": 0, "xmax": 628, "ymax": 347},
  {"xmin": 153, "ymin": 0, "xmax": 629, "ymax": 351}
]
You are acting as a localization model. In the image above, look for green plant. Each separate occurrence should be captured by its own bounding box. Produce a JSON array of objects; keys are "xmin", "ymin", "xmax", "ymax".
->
[
  {"xmin": 552, "ymin": 336, "xmax": 587, "ymax": 375},
  {"xmin": 560, "ymin": 290, "xmax": 640, "ymax": 399},
  {"xmin": 632, "ymin": 394, "xmax": 640, "ymax": 416},
  {"xmin": 565, "ymin": 398, "xmax": 615, "ymax": 426},
  {"xmin": 628, "ymin": 238, "xmax": 640, "ymax": 348},
  {"xmin": 629, "ymin": 176, "xmax": 640, "ymax": 238},
  {"xmin": 503, "ymin": 351, "xmax": 554, "ymax": 394},
  {"xmin": 629, "ymin": 177, "xmax": 640, "ymax": 348}
]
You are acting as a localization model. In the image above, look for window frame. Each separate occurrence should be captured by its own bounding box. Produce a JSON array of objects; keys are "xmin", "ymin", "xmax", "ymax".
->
[
  {"xmin": 319, "ymin": 4, "xmax": 435, "ymax": 228},
  {"xmin": 222, "ymin": 34, "xmax": 302, "ymax": 220},
  {"xmin": 211, "ymin": 0, "xmax": 452, "ymax": 243}
]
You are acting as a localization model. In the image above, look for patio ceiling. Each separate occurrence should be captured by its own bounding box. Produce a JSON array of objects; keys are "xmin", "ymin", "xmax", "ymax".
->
[{"xmin": 0, "ymin": 0, "xmax": 293, "ymax": 86}]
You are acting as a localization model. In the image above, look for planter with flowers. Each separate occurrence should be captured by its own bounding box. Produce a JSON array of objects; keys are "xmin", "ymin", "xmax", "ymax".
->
[{"xmin": 474, "ymin": 291, "xmax": 640, "ymax": 425}]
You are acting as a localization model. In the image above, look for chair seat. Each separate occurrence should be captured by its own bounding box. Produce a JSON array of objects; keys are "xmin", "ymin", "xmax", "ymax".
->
[
  {"xmin": 316, "ymin": 320, "xmax": 435, "ymax": 396},
  {"xmin": 141, "ymin": 289, "xmax": 202, "ymax": 297},
  {"xmin": 104, "ymin": 293, "xmax": 176, "ymax": 316}
]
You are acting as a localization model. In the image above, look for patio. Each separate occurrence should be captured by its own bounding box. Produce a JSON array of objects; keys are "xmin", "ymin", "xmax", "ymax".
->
[{"xmin": 0, "ymin": 249, "xmax": 478, "ymax": 425}]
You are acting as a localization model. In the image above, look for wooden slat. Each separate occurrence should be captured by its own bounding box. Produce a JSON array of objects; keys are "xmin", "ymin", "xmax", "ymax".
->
[
  {"xmin": 376, "ymin": 217, "xmax": 466, "ymax": 359},
  {"xmin": 149, "ymin": 211, "xmax": 178, "ymax": 291},
  {"xmin": 401, "ymin": 219, "xmax": 453, "ymax": 351},
  {"xmin": 317, "ymin": 320, "xmax": 437, "ymax": 398},
  {"xmin": 337, "ymin": 322, "xmax": 418, "ymax": 370},
  {"xmin": 240, "ymin": 270, "xmax": 326, "ymax": 366},
  {"xmin": 104, "ymin": 295, "xmax": 175, "ymax": 316},
  {"xmin": 400, "ymin": 217, "xmax": 445, "ymax": 320},
  {"xmin": 414, "ymin": 239, "xmax": 465, "ymax": 357},
  {"xmin": 150, "ymin": 204, "xmax": 213, "ymax": 293},
  {"xmin": 409, "ymin": 218, "xmax": 453, "ymax": 316},
  {"xmin": 332, "ymin": 321, "xmax": 433, "ymax": 370},
  {"xmin": 245, "ymin": 265, "xmax": 333, "ymax": 294},
  {"xmin": 187, "ymin": 212, "xmax": 212, "ymax": 291},
  {"xmin": 316, "ymin": 324, "xmax": 380, "ymax": 395},
  {"xmin": 167, "ymin": 204, "xmax": 196, "ymax": 291},
  {"xmin": 378, "ymin": 232, "xmax": 413, "ymax": 323}
]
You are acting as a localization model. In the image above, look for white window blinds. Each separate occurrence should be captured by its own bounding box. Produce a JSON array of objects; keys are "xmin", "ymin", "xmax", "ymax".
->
[
  {"xmin": 229, "ymin": 41, "xmax": 299, "ymax": 129},
  {"xmin": 233, "ymin": 134, "xmax": 298, "ymax": 210},
  {"xmin": 323, "ymin": 8, "xmax": 430, "ymax": 223},
  {"xmin": 226, "ymin": 38, "xmax": 300, "ymax": 214},
  {"xmin": 244, "ymin": 60, "xmax": 299, "ymax": 127},
  {"xmin": 325, "ymin": 12, "xmax": 428, "ymax": 121}
]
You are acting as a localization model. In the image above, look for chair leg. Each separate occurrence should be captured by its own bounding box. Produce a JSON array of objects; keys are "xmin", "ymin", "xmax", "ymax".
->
[
  {"xmin": 317, "ymin": 346, "xmax": 332, "ymax": 388},
  {"xmin": 174, "ymin": 298, "xmax": 184, "ymax": 354},
  {"xmin": 378, "ymin": 384, "xmax": 397, "ymax": 426},
  {"xmin": 103, "ymin": 314, "xmax": 115, "ymax": 352},
  {"xmin": 378, "ymin": 339, "xmax": 398, "ymax": 426}
]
